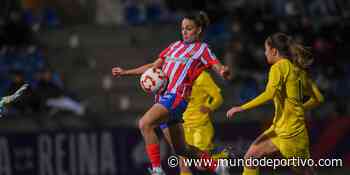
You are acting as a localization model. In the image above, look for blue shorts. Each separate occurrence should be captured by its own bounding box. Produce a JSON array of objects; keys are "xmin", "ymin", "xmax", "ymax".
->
[{"xmin": 157, "ymin": 92, "xmax": 187, "ymax": 128}]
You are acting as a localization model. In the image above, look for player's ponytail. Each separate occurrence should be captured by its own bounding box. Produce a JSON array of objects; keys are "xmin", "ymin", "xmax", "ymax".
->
[
  {"xmin": 266, "ymin": 33, "xmax": 314, "ymax": 69},
  {"xmin": 184, "ymin": 11, "xmax": 210, "ymax": 32},
  {"xmin": 288, "ymin": 40, "xmax": 314, "ymax": 69}
]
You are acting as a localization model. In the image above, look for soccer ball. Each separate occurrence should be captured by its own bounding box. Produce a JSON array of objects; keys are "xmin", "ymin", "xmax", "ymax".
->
[{"xmin": 140, "ymin": 68, "xmax": 167, "ymax": 94}]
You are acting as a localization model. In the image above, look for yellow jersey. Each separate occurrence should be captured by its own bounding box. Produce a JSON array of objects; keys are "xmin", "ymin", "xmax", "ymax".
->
[
  {"xmin": 241, "ymin": 58, "xmax": 324, "ymax": 138},
  {"xmin": 183, "ymin": 71, "xmax": 223, "ymax": 128}
]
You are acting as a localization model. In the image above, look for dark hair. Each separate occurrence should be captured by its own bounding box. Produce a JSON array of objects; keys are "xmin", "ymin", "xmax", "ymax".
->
[
  {"xmin": 266, "ymin": 33, "xmax": 313, "ymax": 69},
  {"xmin": 183, "ymin": 11, "xmax": 210, "ymax": 31}
]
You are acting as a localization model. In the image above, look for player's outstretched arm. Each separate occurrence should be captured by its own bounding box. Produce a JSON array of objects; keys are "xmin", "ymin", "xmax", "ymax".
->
[
  {"xmin": 227, "ymin": 64, "xmax": 283, "ymax": 119},
  {"xmin": 112, "ymin": 58, "xmax": 163, "ymax": 77}
]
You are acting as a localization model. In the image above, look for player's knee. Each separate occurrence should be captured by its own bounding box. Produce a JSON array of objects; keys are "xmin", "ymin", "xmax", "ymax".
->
[{"xmin": 138, "ymin": 118, "xmax": 151, "ymax": 132}]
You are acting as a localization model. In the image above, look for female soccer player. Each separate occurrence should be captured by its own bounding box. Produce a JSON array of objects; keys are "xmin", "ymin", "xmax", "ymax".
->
[
  {"xmin": 226, "ymin": 33, "xmax": 324, "ymax": 175},
  {"xmin": 112, "ymin": 11, "xmax": 231, "ymax": 175},
  {"xmin": 161, "ymin": 70, "xmax": 228, "ymax": 175}
]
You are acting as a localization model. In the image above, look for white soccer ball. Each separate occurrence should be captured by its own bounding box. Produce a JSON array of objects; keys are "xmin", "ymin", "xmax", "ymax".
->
[{"xmin": 140, "ymin": 68, "xmax": 167, "ymax": 94}]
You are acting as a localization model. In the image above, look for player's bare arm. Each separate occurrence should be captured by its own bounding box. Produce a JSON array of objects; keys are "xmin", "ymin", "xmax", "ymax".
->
[{"xmin": 112, "ymin": 58, "xmax": 163, "ymax": 77}]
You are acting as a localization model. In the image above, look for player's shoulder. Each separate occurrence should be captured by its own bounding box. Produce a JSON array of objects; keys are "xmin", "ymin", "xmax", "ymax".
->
[
  {"xmin": 173, "ymin": 40, "xmax": 182, "ymax": 45},
  {"xmin": 200, "ymin": 42, "xmax": 210, "ymax": 48},
  {"xmin": 271, "ymin": 58, "xmax": 291, "ymax": 71},
  {"xmin": 167, "ymin": 40, "xmax": 182, "ymax": 47},
  {"xmin": 275, "ymin": 58, "xmax": 290, "ymax": 66}
]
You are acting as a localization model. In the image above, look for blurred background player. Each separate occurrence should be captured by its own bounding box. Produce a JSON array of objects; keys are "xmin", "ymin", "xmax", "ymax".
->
[
  {"xmin": 0, "ymin": 83, "xmax": 29, "ymax": 116},
  {"xmin": 112, "ymin": 11, "xmax": 231, "ymax": 175},
  {"xmin": 227, "ymin": 33, "xmax": 324, "ymax": 175},
  {"xmin": 161, "ymin": 70, "xmax": 230, "ymax": 175}
]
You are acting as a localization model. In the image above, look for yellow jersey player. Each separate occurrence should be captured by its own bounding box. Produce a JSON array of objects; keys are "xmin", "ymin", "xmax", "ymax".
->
[
  {"xmin": 183, "ymin": 70, "xmax": 223, "ymax": 151},
  {"xmin": 227, "ymin": 33, "xmax": 324, "ymax": 175},
  {"xmin": 161, "ymin": 70, "xmax": 228, "ymax": 175}
]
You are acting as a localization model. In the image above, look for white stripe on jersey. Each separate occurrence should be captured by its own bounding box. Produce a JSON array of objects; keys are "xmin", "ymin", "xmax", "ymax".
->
[
  {"xmin": 162, "ymin": 41, "xmax": 182, "ymax": 75},
  {"xmin": 164, "ymin": 43, "xmax": 193, "ymax": 81},
  {"xmin": 165, "ymin": 41, "xmax": 181, "ymax": 56},
  {"xmin": 163, "ymin": 62, "xmax": 171, "ymax": 75},
  {"xmin": 208, "ymin": 47, "xmax": 217, "ymax": 60},
  {"xmin": 192, "ymin": 44, "xmax": 206, "ymax": 59},
  {"xmin": 171, "ymin": 41, "xmax": 181, "ymax": 50},
  {"xmin": 171, "ymin": 59, "xmax": 194, "ymax": 93},
  {"xmin": 170, "ymin": 43, "xmax": 205, "ymax": 93},
  {"xmin": 200, "ymin": 57, "xmax": 208, "ymax": 65},
  {"xmin": 170, "ymin": 43, "xmax": 185, "ymax": 58},
  {"xmin": 178, "ymin": 43, "xmax": 195, "ymax": 58},
  {"xmin": 168, "ymin": 61, "xmax": 181, "ymax": 86}
]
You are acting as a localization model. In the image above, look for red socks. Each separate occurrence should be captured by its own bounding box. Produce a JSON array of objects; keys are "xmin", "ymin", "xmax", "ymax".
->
[
  {"xmin": 199, "ymin": 152, "xmax": 217, "ymax": 172},
  {"xmin": 146, "ymin": 144, "xmax": 161, "ymax": 168}
]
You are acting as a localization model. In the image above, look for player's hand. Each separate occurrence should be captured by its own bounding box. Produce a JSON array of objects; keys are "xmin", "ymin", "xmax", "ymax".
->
[
  {"xmin": 226, "ymin": 106, "xmax": 243, "ymax": 119},
  {"xmin": 200, "ymin": 106, "xmax": 211, "ymax": 114},
  {"xmin": 112, "ymin": 67, "xmax": 125, "ymax": 77},
  {"xmin": 220, "ymin": 66, "xmax": 232, "ymax": 80}
]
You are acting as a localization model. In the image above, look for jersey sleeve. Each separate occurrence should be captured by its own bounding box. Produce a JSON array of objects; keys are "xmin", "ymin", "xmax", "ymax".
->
[
  {"xmin": 198, "ymin": 72, "xmax": 223, "ymax": 111},
  {"xmin": 200, "ymin": 45, "xmax": 219, "ymax": 68},
  {"xmin": 303, "ymin": 78, "xmax": 324, "ymax": 110},
  {"xmin": 241, "ymin": 64, "xmax": 282, "ymax": 110},
  {"xmin": 266, "ymin": 63, "xmax": 283, "ymax": 91}
]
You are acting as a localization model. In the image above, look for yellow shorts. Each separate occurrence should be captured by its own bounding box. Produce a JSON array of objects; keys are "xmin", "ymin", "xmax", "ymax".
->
[
  {"xmin": 183, "ymin": 121, "xmax": 214, "ymax": 151},
  {"xmin": 263, "ymin": 128, "xmax": 310, "ymax": 159}
]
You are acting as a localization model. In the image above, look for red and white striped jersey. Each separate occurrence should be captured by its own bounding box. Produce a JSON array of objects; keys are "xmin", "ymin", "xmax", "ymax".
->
[{"xmin": 158, "ymin": 40, "xmax": 219, "ymax": 97}]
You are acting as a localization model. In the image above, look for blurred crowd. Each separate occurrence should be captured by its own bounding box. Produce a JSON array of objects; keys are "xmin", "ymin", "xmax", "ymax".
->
[{"xmin": 0, "ymin": 8, "xmax": 85, "ymax": 117}]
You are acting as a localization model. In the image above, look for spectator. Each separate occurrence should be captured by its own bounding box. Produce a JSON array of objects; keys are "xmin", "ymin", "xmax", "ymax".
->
[
  {"xmin": 34, "ymin": 68, "xmax": 86, "ymax": 116},
  {"xmin": 5, "ymin": 70, "xmax": 40, "ymax": 115}
]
